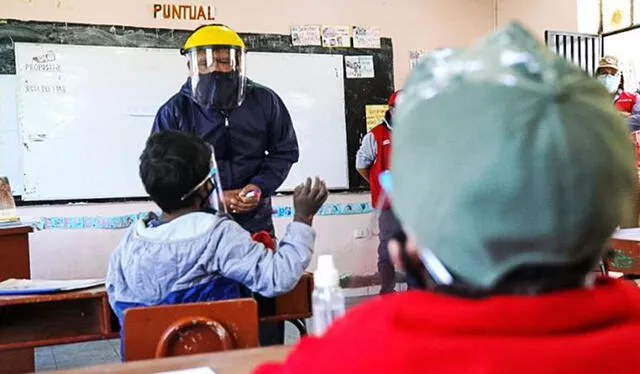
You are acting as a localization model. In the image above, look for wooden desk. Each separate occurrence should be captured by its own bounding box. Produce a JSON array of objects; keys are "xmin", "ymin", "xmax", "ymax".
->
[
  {"xmin": 0, "ymin": 287, "xmax": 118, "ymax": 374},
  {"xmin": 0, "ymin": 274, "xmax": 312, "ymax": 373},
  {"xmin": 0, "ymin": 225, "xmax": 33, "ymax": 282},
  {"xmin": 45, "ymin": 345, "xmax": 291, "ymax": 374}
]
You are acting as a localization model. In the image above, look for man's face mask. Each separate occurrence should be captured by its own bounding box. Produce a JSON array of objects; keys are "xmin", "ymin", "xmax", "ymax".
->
[
  {"xmin": 194, "ymin": 72, "xmax": 240, "ymax": 112},
  {"xmin": 597, "ymin": 73, "xmax": 621, "ymax": 94},
  {"xmin": 187, "ymin": 47, "xmax": 246, "ymax": 112}
]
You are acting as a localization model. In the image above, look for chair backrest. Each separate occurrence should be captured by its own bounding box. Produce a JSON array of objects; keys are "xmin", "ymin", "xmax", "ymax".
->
[{"xmin": 123, "ymin": 298, "xmax": 258, "ymax": 361}]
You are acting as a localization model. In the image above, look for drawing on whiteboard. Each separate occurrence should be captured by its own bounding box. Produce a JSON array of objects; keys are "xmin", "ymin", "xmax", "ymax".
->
[{"xmin": 32, "ymin": 50, "xmax": 56, "ymax": 63}]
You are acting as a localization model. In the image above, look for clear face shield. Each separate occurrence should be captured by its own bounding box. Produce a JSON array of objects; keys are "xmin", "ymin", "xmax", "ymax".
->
[
  {"xmin": 186, "ymin": 46, "xmax": 247, "ymax": 112},
  {"xmin": 374, "ymin": 171, "xmax": 453, "ymax": 289},
  {"xmin": 180, "ymin": 146, "xmax": 227, "ymax": 215}
]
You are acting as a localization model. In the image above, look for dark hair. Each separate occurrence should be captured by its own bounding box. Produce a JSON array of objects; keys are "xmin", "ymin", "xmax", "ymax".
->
[
  {"xmin": 395, "ymin": 228, "xmax": 600, "ymax": 297},
  {"xmin": 139, "ymin": 130, "xmax": 211, "ymax": 213},
  {"xmin": 619, "ymin": 72, "xmax": 625, "ymax": 91}
]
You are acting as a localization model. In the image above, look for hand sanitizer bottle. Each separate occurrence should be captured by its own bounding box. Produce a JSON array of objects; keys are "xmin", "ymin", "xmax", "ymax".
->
[{"xmin": 311, "ymin": 255, "xmax": 346, "ymax": 336}]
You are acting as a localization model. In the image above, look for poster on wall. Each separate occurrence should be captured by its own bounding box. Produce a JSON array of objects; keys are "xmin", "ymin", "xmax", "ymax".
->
[
  {"xmin": 352, "ymin": 26, "xmax": 381, "ymax": 48},
  {"xmin": 345, "ymin": 56, "xmax": 375, "ymax": 79},
  {"xmin": 321, "ymin": 25, "xmax": 351, "ymax": 48},
  {"xmin": 365, "ymin": 104, "xmax": 388, "ymax": 131},
  {"xmin": 602, "ymin": 0, "xmax": 632, "ymax": 32},
  {"xmin": 291, "ymin": 25, "xmax": 322, "ymax": 46},
  {"xmin": 410, "ymin": 50, "xmax": 426, "ymax": 69}
]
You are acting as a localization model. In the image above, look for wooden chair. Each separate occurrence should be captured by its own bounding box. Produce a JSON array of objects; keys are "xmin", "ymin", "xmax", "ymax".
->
[
  {"xmin": 122, "ymin": 298, "xmax": 258, "ymax": 361},
  {"xmin": 258, "ymin": 272, "xmax": 314, "ymax": 336}
]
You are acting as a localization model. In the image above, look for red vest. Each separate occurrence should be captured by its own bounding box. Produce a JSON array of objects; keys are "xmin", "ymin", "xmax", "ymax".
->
[
  {"xmin": 369, "ymin": 123, "xmax": 391, "ymax": 209},
  {"xmin": 615, "ymin": 91, "xmax": 637, "ymax": 113},
  {"xmin": 617, "ymin": 92, "xmax": 640, "ymax": 169}
]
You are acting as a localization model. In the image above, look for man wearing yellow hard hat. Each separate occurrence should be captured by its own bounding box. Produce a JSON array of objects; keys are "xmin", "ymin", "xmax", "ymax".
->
[
  {"xmin": 153, "ymin": 25, "xmax": 298, "ymax": 235},
  {"xmin": 151, "ymin": 24, "xmax": 299, "ymax": 345}
]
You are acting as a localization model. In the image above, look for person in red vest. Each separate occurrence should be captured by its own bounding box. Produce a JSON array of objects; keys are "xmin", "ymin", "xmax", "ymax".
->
[
  {"xmin": 596, "ymin": 56, "xmax": 640, "ymax": 227},
  {"xmin": 356, "ymin": 90, "xmax": 401, "ymax": 294},
  {"xmin": 596, "ymin": 55, "xmax": 640, "ymax": 129}
]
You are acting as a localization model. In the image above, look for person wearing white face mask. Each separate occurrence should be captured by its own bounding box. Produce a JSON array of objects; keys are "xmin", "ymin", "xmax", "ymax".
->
[
  {"xmin": 596, "ymin": 56, "xmax": 640, "ymax": 227},
  {"xmin": 595, "ymin": 56, "xmax": 640, "ymax": 128}
]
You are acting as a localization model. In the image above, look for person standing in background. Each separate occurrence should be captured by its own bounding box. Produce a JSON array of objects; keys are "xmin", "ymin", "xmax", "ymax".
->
[
  {"xmin": 596, "ymin": 56, "xmax": 640, "ymax": 227},
  {"xmin": 356, "ymin": 91, "xmax": 402, "ymax": 294},
  {"xmin": 595, "ymin": 55, "xmax": 640, "ymax": 128},
  {"xmin": 151, "ymin": 24, "xmax": 299, "ymax": 345}
]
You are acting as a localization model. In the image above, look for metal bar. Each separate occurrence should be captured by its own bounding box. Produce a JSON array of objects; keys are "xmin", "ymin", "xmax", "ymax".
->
[
  {"xmin": 577, "ymin": 36, "xmax": 583, "ymax": 68},
  {"xmin": 569, "ymin": 35, "xmax": 575, "ymax": 63}
]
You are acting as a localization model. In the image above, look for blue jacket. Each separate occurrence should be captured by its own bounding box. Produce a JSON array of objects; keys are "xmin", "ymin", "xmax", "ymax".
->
[{"xmin": 152, "ymin": 80, "xmax": 299, "ymax": 232}]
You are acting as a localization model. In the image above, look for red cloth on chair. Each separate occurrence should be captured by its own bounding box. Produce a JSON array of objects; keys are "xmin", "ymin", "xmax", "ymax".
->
[{"xmin": 252, "ymin": 231, "xmax": 275, "ymax": 250}]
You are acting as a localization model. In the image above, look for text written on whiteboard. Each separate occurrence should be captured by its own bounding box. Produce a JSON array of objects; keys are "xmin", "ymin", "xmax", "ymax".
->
[{"xmin": 153, "ymin": 4, "xmax": 216, "ymax": 20}]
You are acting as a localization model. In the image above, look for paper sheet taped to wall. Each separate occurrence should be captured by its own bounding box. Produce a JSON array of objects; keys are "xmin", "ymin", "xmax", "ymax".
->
[{"xmin": 366, "ymin": 104, "xmax": 388, "ymax": 131}]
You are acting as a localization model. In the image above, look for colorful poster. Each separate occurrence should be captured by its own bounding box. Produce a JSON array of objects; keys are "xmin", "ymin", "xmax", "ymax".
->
[
  {"xmin": 352, "ymin": 26, "xmax": 381, "ymax": 48},
  {"xmin": 345, "ymin": 56, "xmax": 375, "ymax": 79},
  {"xmin": 365, "ymin": 104, "xmax": 388, "ymax": 131},
  {"xmin": 290, "ymin": 25, "xmax": 322, "ymax": 46},
  {"xmin": 602, "ymin": 0, "xmax": 632, "ymax": 32},
  {"xmin": 410, "ymin": 50, "xmax": 426, "ymax": 69},
  {"xmin": 321, "ymin": 25, "xmax": 351, "ymax": 48}
]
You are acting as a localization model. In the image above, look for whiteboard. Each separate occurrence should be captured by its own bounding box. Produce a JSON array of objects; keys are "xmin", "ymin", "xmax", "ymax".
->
[
  {"xmin": 0, "ymin": 75, "xmax": 23, "ymax": 195},
  {"xmin": 246, "ymin": 53, "xmax": 347, "ymax": 191},
  {"xmin": 13, "ymin": 43, "xmax": 348, "ymax": 201}
]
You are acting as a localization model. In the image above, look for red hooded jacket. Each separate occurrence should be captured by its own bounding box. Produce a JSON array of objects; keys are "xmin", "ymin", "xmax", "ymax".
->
[{"xmin": 254, "ymin": 279, "xmax": 640, "ymax": 374}]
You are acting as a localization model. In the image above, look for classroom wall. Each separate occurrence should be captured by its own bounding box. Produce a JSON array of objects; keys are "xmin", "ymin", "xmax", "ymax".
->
[
  {"xmin": 577, "ymin": 0, "xmax": 600, "ymax": 34},
  {"xmin": 497, "ymin": 0, "xmax": 579, "ymax": 36},
  {"xmin": 3, "ymin": 0, "xmax": 580, "ymax": 280},
  {"xmin": 3, "ymin": 0, "xmax": 496, "ymax": 88}
]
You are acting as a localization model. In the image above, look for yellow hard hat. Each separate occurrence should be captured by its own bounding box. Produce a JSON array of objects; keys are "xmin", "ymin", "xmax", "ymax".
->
[{"xmin": 181, "ymin": 24, "xmax": 245, "ymax": 54}]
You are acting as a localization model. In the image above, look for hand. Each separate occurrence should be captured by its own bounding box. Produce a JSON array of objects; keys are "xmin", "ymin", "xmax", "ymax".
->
[
  {"xmin": 388, "ymin": 232, "xmax": 430, "ymax": 289},
  {"xmin": 293, "ymin": 177, "xmax": 329, "ymax": 225},
  {"xmin": 226, "ymin": 185, "xmax": 261, "ymax": 214}
]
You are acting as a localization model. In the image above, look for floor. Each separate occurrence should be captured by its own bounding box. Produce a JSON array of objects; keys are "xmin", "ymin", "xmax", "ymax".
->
[{"xmin": 33, "ymin": 290, "xmax": 388, "ymax": 371}]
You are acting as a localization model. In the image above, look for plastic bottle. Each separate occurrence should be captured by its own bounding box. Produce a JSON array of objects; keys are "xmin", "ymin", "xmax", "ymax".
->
[{"xmin": 311, "ymin": 255, "xmax": 346, "ymax": 336}]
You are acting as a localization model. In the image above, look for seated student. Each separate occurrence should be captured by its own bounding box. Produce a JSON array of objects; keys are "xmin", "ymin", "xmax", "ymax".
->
[
  {"xmin": 253, "ymin": 22, "xmax": 640, "ymax": 374},
  {"xmin": 106, "ymin": 130, "xmax": 328, "ymax": 325}
]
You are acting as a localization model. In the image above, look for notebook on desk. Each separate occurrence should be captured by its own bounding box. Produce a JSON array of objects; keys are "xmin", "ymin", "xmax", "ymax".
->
[{"xmin": 0, "ymin": 278, "xmax": 105, "ymax": 295}]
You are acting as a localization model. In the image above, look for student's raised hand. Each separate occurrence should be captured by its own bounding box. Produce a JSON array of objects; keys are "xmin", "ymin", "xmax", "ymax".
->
[{"xmin": 293, "ymin": 177, "xmax": 329, "ymax": 225}]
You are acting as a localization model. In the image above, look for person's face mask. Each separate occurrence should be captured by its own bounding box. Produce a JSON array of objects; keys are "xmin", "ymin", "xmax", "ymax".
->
[
  {"xmin": 383, "ymin": 108, "xmax": 394, "ymax": 129},
  {"xmin": 195, "ymin": 72, "xmax": 240, "ymax": 111},
  {"xmin": 597, "ymin": 73, "xmax": 621, "ymax": 94}
]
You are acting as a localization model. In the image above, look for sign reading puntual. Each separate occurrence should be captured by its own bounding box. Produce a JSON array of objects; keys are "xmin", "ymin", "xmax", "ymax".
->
[{"xmin": 153, "ymin": 4, "xmax": 216, "ymax": 20}]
